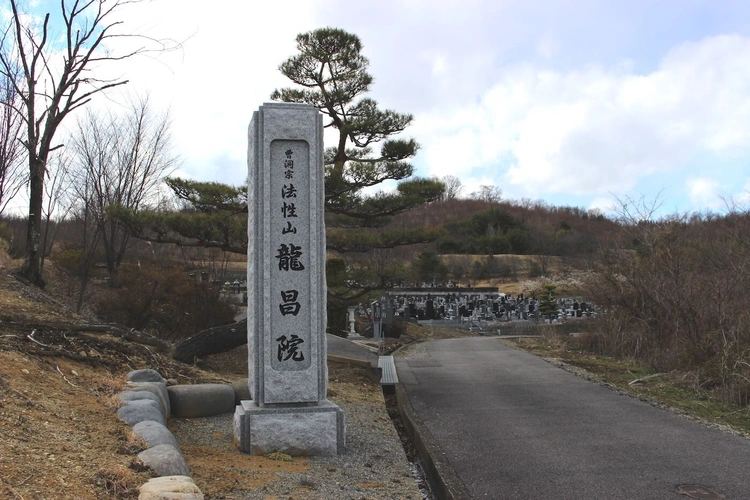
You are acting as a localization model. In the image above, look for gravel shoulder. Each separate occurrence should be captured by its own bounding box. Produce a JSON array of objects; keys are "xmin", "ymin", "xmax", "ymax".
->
[
  {"xmin": 170, "ymin": 358, "xmax": 423, "ymax": 500},
  {"xmin": 0, "ymin": 262, "xmax": 423, "ymax": 500},
  {"xmin": 0, "ymin": 259, "xmax": 470, "ymax": 500}
]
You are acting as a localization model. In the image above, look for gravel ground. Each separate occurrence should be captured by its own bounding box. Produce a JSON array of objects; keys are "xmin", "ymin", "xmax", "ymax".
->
[{"xmin": 170, "ymin": 367, "xmax": 425, "ymax": 499}]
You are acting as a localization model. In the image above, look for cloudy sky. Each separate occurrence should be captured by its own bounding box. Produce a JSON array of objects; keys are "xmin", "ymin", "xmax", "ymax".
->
[{"xmin": 12, "ymin": 0, "xmax": 750, "ymax": 216}]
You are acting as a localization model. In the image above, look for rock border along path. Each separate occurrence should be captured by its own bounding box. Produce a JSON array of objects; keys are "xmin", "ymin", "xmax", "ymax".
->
[{"xmin": 116, "ymin": 368, "xmax": 245, "ymax": 499}]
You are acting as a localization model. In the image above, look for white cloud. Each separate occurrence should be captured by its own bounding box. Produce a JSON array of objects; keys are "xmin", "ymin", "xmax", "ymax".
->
[
  {"xmin": 8, "ymin": 1, "xmax": 750, "ymax": 218},
  {"xmin": 730, "ymin": 179, "xmax": 750, "ymax": 206},
  {"xmin": 686, "ymin": 177, "xmax": 721, "ymax": 209},
  {"xmin": 431, "ymin": 53, "xmax": 449, "ymax": 76},
  {"xmin": 94, "ymin": 0, "xmax": 321, "ymax": 184},
  {"xmin": 588, "ymin": 196, "xmax": 617, "ymax": 215},
  {"xmin": 414, "ymin": 34, "xmax": 750, "ymax": 206}
]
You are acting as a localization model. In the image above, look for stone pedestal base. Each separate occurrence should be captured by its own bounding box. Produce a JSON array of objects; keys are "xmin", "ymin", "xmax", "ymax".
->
[{"xmin": 233, "ymin": 400, "xmax": 345, "ymax": 456}]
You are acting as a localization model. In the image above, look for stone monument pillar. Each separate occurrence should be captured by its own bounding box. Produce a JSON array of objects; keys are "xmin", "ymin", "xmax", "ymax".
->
[{"xmin": 234, "ymin": 103, "xmax": 345, "ymax": 456}]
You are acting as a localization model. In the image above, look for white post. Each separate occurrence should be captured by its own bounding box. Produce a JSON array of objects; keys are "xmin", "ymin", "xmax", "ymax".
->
[{"xmin": 347, "ymin": 307, "xmax": 356, "ymax": 334}]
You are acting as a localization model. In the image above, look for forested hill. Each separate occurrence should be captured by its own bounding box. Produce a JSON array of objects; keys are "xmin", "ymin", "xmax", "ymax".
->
[
  {"xmin": 1, "ymin": 196, "xmax": 623, "ymax": 262},
  {"xmin": 385, "ymin": 198, "xmax": 624, "ymax": 258}
]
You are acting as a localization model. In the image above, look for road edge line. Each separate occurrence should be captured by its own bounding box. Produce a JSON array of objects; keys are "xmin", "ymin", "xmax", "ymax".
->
[{"xmin": 395, "ymin": 383, "xmax": 471, "ymax": 500}]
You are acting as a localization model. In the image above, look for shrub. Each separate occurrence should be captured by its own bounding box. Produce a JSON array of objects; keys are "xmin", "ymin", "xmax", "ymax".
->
[
  {"xmin": 528, "ymin": 262, "xmax": 542, "ymax": 277},
  {"xmin": 0, "ymin": 219, "xmax": 24, "ymax": 258},
  {"xmin": 53, "ymin": 248, "xmax": 85, "ymax": 277},
  {"xmin": 96, "ymin": 263, "xmax": 236, "ymax": 340},
  {"xmin": 583, "ymin": 209, "xmax": 750, "ymax": 405}
]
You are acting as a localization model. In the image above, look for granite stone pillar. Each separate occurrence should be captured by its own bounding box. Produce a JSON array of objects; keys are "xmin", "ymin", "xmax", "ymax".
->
[{"xmin": 234, "ymin": 103, "xmax": 345, "ymax": 456}]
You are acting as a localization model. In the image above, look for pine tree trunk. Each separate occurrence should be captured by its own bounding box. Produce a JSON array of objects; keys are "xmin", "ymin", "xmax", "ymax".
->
[{"xmin": 172, "ymin": 318, "xmax": 248, "ymax": 363}]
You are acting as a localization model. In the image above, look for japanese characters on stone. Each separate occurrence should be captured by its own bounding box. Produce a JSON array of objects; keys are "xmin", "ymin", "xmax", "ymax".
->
[{"xmin": 271, "ymin": 143, "xmax": 311, "ymax": 369}]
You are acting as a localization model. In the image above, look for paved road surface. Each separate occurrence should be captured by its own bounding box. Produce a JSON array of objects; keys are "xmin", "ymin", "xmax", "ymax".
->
[{"xmin": 395, "ymin": 337, "xmax": 750, "ymax": 499}]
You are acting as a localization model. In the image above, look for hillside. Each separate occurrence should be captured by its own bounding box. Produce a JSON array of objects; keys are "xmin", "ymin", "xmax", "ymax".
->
[{"xmin": 0, "ymin": 251, "xmax": 422, "ymax": 499}]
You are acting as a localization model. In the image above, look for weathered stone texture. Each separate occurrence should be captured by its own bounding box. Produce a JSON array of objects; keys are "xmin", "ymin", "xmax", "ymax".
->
[
  {"xmin": 168, "ymin": 384, "xmax": 235, "ymax": 418},
  {"xmin": 138, "ymin": 444, "xmax": 190, "ymax": 477}
]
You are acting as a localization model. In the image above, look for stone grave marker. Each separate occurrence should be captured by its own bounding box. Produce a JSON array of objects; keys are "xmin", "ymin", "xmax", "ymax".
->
[{"xmin": 234, "ymin": 103, "xmax": 345, "ymax": 456}]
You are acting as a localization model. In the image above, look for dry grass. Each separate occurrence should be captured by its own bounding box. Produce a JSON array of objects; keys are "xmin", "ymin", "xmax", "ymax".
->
[
  {"xmin": 506, "ymin": 333, "xmax": 750, "ymax": 436},
  {"xmin": 0, "ymin": 244, "xmax": 417, "ymax": 499},
  {"xmin": 0, "ymin": 349, "xmax": 154, "ymax": 499}
]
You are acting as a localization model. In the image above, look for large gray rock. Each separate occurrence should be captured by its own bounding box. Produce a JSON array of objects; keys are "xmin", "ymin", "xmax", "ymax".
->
[
  {"xmin": 138, "ymin": 475, "xmax": 203, "ymax": 500},
  {"xmin": 230, "ymin": 378, "xmax": 251, "ymax": 405},
  {"xmin": 126, "ymin": 381, "xmax": 170, "ymax": 417},
  {"xmin": 118, "ymin": 391, "xmax": 166, "ymax": 419},
  {"xmin": 132, "ymin": 420, "xmax": 179, "ymax": 450},
  {"xmin": 138, "ymin": 444, "xmax": 190, "ymax": 477},
  {"xmin": 117, "ymin": 399, "xmax": 165, "ymax": 426},
  {"xmin": 168, "ymin": 384, "xmax": 235, "ymax": 418},
  {"xmin": 138, "ymin": 476, "xmax": 204, "ymax": 500},
  {"xmin": 127, "ymin": 369, "xmax": 166, "ymax": 383}
]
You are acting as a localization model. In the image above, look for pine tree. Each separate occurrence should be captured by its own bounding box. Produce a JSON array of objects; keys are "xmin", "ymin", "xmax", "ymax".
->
[
  {"xmin": 538, "ymin": 284, "xmax": 558, "ymax": 323},
  {"xmin": 114, "ymin": 28, "xmax": 444, "ymax": 345},
  {"xmin": 271, "ymin": 27, "xmax": 444, "ymax": 262}
]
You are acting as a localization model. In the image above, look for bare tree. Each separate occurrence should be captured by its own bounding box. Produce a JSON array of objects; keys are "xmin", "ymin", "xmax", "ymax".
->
[
  {"xmin": 69, "ymin": 175, "xmax": 103, "ymax": 312},
  {"xmin": 436, "ymin": 175, "xmax": 463, "ymax": 200},
  {"xmin": 0, "ymin": 68, "xmax": 24, "ymax": 215},
  {"xmin": 40, "ymin": 152, "xmax": 74, "ymax": 271},
  {"xmin": 71, "ymin": 95, "xmax": 178, "ymax": 283},
  {"xmin": 0, "ymin": 0, "xmax": 175, "ymax": 286},
  {"xmin": 611, "ymin": 191, "xmax": 667, "ymax": 253},
  {"xmin": 470, "ymin": 185, "xmax": 502, "ymax": 203}
]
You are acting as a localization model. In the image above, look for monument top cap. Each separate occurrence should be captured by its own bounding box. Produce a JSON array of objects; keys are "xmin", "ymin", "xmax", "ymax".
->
[{"xmin": 262, "ymin": 102, "xmax": 318, "ymax": 110}]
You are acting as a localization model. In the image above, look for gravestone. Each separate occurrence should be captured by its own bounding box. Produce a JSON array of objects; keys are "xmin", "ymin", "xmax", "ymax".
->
[
  {"xmin": 426, "ymin": 300, "xmax": 435, "ymax": 320},
  {"xmin": 234, "ymin": 103, "xmax": 345, "ymax": 456}
]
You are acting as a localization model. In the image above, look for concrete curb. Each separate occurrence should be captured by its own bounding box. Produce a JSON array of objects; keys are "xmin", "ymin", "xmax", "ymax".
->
[
  {"xmin": 394, "ymin": 383, "xmax": 471, "ymax": 500},
  {"xmin": 327, "ymin": 354, "xmax": 371, "ymax": 368},
  {"xmin": 327, "ymin": 354, "xmax": 381, "ymax": 382}
]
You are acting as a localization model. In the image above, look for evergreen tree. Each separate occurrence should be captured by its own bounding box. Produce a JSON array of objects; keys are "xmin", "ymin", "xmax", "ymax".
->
[
  {"xmin": 114, "ymin": 28, "xmax": 444, "ymax": 338},
  {"xmin": 413, "ymin": 251, "xmax": 448, "ymax": 283},
  {"xmin": 271, "ymin": 27, "xmax": 444, "ymax": 262},
  {"xmin": 538, "ymin": 284, "xmax": 558, "ymax": 323}
]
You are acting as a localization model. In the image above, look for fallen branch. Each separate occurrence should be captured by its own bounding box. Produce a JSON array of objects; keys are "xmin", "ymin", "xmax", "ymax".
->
[
  {"xmin": 14, "ymin": 322, "xmax": 171, "ymax": 353},
  {"xmin": 7, "ymin": 485, "xmax": 24, "ymax": 500},
  {"xmin": 26, "ymin": 330, "xmax": 51, "ymax": 348},
  {"xmin": 629, "ymin": 373, "xmax": 666, "ymax": 386},
  {"xmin": 34, "ymin": 350, "xmax": 117, "ymax": 371},
  {"xmin": 54, "ymin": 361, "xmax": 79, "ymax": 388}
]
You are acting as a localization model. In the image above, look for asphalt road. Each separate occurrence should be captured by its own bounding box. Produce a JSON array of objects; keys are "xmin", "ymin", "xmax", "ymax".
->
[{"xmin": 395, "ymin": 337, "xmax": 750, "ymax": 500}]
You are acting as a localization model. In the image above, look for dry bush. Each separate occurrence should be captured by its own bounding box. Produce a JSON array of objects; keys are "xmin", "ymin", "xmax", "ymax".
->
[
  {"xmin": 95, "ymin": 263, "xmax": 236, "ymax": 340},
  {"xmin": 0, "ymin": 240, "xmax": 14, "ymax": 271},
  {"xmin": 94, "ymin": 466, "xmax": 142, "ymax": 499},
  {"xmin": 583, "ymin": 207, "xmax": 750, "ymax": 405},
  {"xmin": 0, "ymin": 217, "xmax": 25, "ymax": 258}
]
